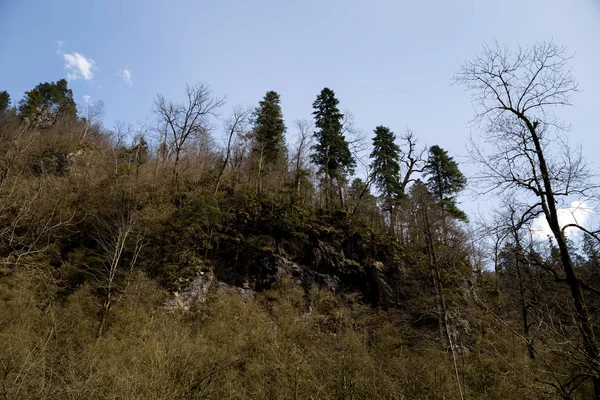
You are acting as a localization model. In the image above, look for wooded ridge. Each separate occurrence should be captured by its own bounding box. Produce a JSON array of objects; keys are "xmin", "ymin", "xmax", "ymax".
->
[{"xmin": 1, "ymin": 41, "xmax": 599, "ymax": 399}]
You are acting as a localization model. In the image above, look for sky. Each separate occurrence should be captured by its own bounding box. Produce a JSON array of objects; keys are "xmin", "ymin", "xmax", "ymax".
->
[{"xmin": 1, "ymin": 0, "xmax": 600, "ymax": 236}]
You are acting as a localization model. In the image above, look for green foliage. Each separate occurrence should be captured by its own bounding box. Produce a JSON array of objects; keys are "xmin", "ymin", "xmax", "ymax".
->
[
  {"xmin": 311, "ymin": 88, "xmax": 355, "ymax": 180},
  {"xmin": 0, "ymin": 90, "xmax": 10, "ymax": 112},
  {"xmin": 18, "ymin": 79, "xmax": 77, "ymax": 127},
  {"xmin": 252, "ymin": 90, "xmax": 287, "ymax": 164},
  {"xmin": 370, "ymin": 125, "xmax": 403, "ymax": 207},
  {"xmin": 424, "ymin": 145, "xmax": 468, "ymax": 221},
  {"xmin": 117, "ymin": 137, "xmax": 150, "ymax": 175}
]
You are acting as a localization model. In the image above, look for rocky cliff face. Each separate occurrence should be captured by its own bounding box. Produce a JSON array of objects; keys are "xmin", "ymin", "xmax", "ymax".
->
[{"xmin": 162, "ymin": 203, "xmax": 408, "ymax": 310}]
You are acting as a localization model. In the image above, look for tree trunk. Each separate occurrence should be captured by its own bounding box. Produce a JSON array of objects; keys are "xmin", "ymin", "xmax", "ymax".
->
[
  {"xmin": 324, "ymin": 146, "xmax": 330, "ymax": 209},
  {"xmin": 422, "ymin": 200, "xmax": 464, "ymax": 400},
  {"xmin": 257, "ymin": 145, "xmax": 264, "ymax": 195},
  {"xmin": 172, "ymin": 148, "xmax": 181, "ymax": 188},
  {"xmin": 389, "ymin": 204, "xmax": 396, "ymax": 236},
  {"xmin": 214, "ymin": 143, "xmax": 232, "ymax": 195},
  {"xmin": 524, "ymin": 116, "xmax": 600, "ymax": 394},
  {"xmin": 511, "ymin": 231, "xmax": 536, "ymax": 360},
  {"xmin": 336, "ymin": 177, "xmax": 344, "ymax": 210},
  {"xmin": 96, "ymin": 297, "xmax": 110, "ymax": 339}
]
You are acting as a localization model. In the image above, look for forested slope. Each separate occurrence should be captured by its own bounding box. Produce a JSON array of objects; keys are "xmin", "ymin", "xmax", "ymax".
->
[{"xmin": 1, "ymin": 41, "xmax": 600, "ymax": 399}]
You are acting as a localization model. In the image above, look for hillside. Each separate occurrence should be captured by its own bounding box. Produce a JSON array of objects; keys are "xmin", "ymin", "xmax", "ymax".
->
[{"xmin": 2, "ymin": 42, "xmax": 600, "ymax": 399}]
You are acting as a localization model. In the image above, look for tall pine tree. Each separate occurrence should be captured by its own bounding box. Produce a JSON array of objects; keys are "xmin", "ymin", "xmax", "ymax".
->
[
  {"xmin": 423, "ymin": 145, "xmax": 467, "ymax": 221},
  {"xmin": 252, "ymin": 91, "xmax": 286, "ymax": 163},
  {"xmin": 251, "ymin": 91, "xmax": 286, "ymax": 192},
  {"xmin": 0, "ymin": 91, "xmax": 10, "ymax": 113},
  {"xmin": 370, "ymin": 126, "xmax": 402, "ymax": 233},
  {"xmin": 311, "ymin": 88, "xmax": 355, "ymax": 208}
]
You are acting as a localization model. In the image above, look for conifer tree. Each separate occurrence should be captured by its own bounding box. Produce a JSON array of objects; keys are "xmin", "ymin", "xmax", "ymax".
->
[
  {"xmin": 18, "ymin": 79, "xmax": 76, "ymax": 127},
  {"xmin": 370, "ymin": 126, "xmax": 402, "ymax": 233},
  {"xmin": 252, "ymin": 91, "xmax": 286, "ymax": 163},
  {"xmin": 0, "ymin": 91, "xmax": 10, "ymax": 113},
  {"xmin": 252, "ymin": 91, "xmax": 286, "ymax": 192},
  {"xmin": 423, "ymin": 145, "xmax": 467, "ymax": 221},
  {"xmin": 582, "ymin": 234, "xmax": 600, "ymax": 272},
  {"xmin": 311, "ymin": 88, "xmax": 355, "ymax": 208}
]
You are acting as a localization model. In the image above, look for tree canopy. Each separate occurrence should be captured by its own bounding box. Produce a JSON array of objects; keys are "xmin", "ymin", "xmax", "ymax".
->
[
  {"xmin": 370, "ymin": 125, "xmax": 402, "ymax": 203},
  {"xmin": 17, "ymin": 79, "xmax": 76, "ymax": 127},
  {"xmin": 252, "ymin": 90, "xmax": 287, "ymax": 164},
  {"xmin": 423, "ymin": 145, "xmax": 467, "ymax": 221},
  {"xmin": 0, "ymin": 91, "xmax": 10, "ymax": 113},
  {"xmin": 311, "ymin": 88, "xmax": 355, "ymax": 207},
  {"xmin": 311, "ymin": 88, "xmax": 355, "ymax": 179}
]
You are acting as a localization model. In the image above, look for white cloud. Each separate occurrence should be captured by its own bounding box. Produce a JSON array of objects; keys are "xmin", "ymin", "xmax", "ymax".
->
[
  {"xmin": 117, "ymin": 69, "xmax": 132, "ymax": 86},
  {"xmin": 64, "ymin": 52, "xmax": 95, "ymax": 80},
  {"xmin": 83, "ymin": 95, "xmax": 91, "ymax": 104},
  {"xmin": 530, "ymin": 200, "xmax": 594, "ymax": 241},
  {"xmin": 56, "ymin": 40, "xmax": 64, "ymax": 54}
]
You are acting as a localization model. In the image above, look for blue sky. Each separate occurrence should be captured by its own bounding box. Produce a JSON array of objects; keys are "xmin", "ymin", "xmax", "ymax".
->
[{"xmin": 1, "ymin": 0, "xmax": 600, "ymax": 225}]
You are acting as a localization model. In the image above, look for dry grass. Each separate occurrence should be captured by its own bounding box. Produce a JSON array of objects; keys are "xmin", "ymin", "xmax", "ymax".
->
[{"xmin": 0, "ymin": 267, "xmax": 554, "ymax": 400}]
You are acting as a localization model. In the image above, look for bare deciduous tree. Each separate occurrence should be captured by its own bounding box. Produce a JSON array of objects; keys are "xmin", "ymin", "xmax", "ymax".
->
[
  {"xmin": 392, "ymin": 130, "xmax": 426, "ymax": 241},
  {"xmin": 79, "ymin": 100, "xmax": 105, "ymax": 143},
  {"xmin": 214, "ymin": 107, "xmax": 252, "ymax": 195},
  {"xmin": 90, "ymin": 210, "xmax": 144, "ymax": 339},
  {"xmin": 290, "ymin": 119, "xmax": 313, "ymax": 204},
  {"xmin": 397, "ymin": 130, "xmax": 426, "ymax": 194},
  {"xmin": 456, "ymin": 41, "xmax": 600, "ymax": 397},
  {"xmin": 154, "ymin": 84, "xmax": 225, "ymax": 185},
  {"xmin": 411, "ymin": 181, "xmax": 464, "ymax": 400}
]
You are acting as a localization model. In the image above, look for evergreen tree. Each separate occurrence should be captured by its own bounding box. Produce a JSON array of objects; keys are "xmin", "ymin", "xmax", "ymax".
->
[
  {"xmin": 581, "ymin": 234, "xmax": 600, "ymax": 275},
  {"xmin": 252, "ymin": 91, "xmax": 286, "ymax": 164},
  {"xmin": 370, "ymin": 126, "xmax": 402, "ymax": 232},
  {"xmin": 423, "ymin": 145, "xmax": 467, "ymax": 221},
  {"xmin": 311, "ymin": 88, "xmax": 355, "ymax": 207},
  {"xmin": 0, "ymin": 91, "xmax": 10, "ymax": 113},
  {"xmin": 18, "ymin": 79, "xmax": 76, "ymax": 127}
]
